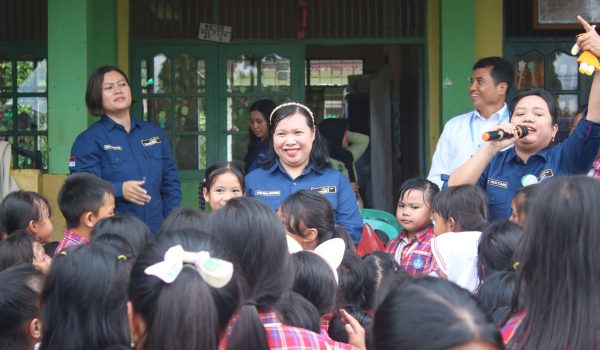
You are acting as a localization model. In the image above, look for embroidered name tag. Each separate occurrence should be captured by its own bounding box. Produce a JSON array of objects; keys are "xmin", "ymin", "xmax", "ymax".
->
[
  {"xmin": 487, "ymin": 178, "xmax": 508, "ymax": 189},
  {"xmin": 255, "ymin": 190, "xmax": 281, "ymax": 196},
  {"xmin": 103, "ymin": 144, "xmax": 123, "ymax": 151},
  {"xmin": 311, "ymin": 186, "xmax": 337, "ymax": 194},
  {"xmin": 141, "ymin": 136, "xmax": 161, "ymax": 147},
  {"xmin": 539, "ymin": 169, "xmax": 554, "ymax": 181}
]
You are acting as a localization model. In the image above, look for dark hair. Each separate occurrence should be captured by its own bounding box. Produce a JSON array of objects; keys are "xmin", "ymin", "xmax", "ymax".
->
[
  {"xmin": 432, "ymin": 185, "xmax": 488, "ymax": 232},
  {"xmin": 473, "ymin": 56, "xmax": 514, "ymax": 95},
  {"xmin": 58, "ymin": 173, "xmax": 115, "ymax": 228},
  {"xmin": 476, "ymin": 271, "xmax": 524, "ymax": 326},
  {"xmin": 336, "ymin": 250, "xmax": 369, "ymax": 310},
  {"xmin": 86, "ymin": 65, "xmax": 131, "ymax": 116},
  {"xmin": 0, "ymin": 264, "xmax": 45, "ymax": 350},
  {"xmin": 276, "ymin": 291, "xmax": 321, "ymax": 333},
  {"xmin": 0, "ymin": 190, "xmax": 50, "ymax": 236},
  {"xmin": 129, "ymin": 229, "xmax": 237, "ymax": 349},
  {"xmin": 509, "ymin": 88, "xmax": 558, "ymax": 125},
  {"xmin": 397, "ymin": 177, "xmax": 440, "ymax": 207},
  {"xmin": 245, "ymin": 99, "xmax": 277, "ymax": 171},
  {"xmin": 477, "ymin": 220, "xmax": 522, "ymax": 281},
  {"xmin": 373, "ymin": 276, "xmax": 502, "ymax": 350},
  {"xmin": 91, "ymin": 215, "xmax": 150, "ymax": 258},
  {"xmin": 290, "ymin": 251, "xmax": 337, "ymax": 316},
  {"xmin": 0, "ymin": 230, "xmax": 34, "ymax": 271},
  {"xmin": 511, "ymin": 176, "xmax": 600, "ymax": 349},
  {"xmin": 280, "ymin": 190, "xmax": 337, "ymax": 245},
  {"xmin": 318, "ymin": 118, "xmax": 356, "ymax": 182},
  {"xmin": 159, "ymin": 207, "xmax": 207, "ymax": 234},
  {"xmin": 328, "ymin": 305, "xmax": 373, "ymax": 345},
  {"xmin": 207, "ymin": 197, "xmax": 293, "ymax": 350},
  {"xmin": 334, "ymin": 225, "xmax": 356, "ymax": 252},
  {"xmin": 362, "ymin": 251, "xmax": 400, "ymax": 311},
  {"xmin": 40, "ymin": 242, "xmax": 132, "ymax": 350},
  {"xmin": 198, "ymin": 161, "xmax": 245, "ymax": 210},
  {"xmin": 262, "ymin": 101, "xmax": 330, "ymax": 171},
  {"xmin": 512, "ymin": 184, "xmax": 538, "ymax": 220}
]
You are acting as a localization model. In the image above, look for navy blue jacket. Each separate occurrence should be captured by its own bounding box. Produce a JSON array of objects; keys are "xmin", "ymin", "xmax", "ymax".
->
[
  {"xmin": 70, "ymin": 116, "xmax": 181, "ymax": 233},
  {"xmin": 246, "ymin": 160, "xmax": 364, "ymax": 244}
]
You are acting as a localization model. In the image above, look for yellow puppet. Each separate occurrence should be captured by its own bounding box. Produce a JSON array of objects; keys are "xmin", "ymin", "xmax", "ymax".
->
[{"xmin": 572, "ymin": 42, "xmax": 600, "ymax": 76}]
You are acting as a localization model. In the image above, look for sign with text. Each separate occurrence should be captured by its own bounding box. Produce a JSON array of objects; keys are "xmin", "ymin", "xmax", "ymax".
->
[{"xmin": 198, "ymin": 23, "xmax": 232, "ymax": 43}]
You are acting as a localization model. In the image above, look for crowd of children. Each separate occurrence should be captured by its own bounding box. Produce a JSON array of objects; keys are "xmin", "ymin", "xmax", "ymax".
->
[{"xmin": 1, "ymin": 15, "xmax": 600, "ymax": 350}]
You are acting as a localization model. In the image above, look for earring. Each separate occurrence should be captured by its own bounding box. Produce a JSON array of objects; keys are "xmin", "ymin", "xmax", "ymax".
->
[
  {"xmin": 552, "ymin": 136, "xmax": 555, "ymax": 142},
  {"xmin": 130, "ymin": 335, "xmax": 135, "ymax": 348}
]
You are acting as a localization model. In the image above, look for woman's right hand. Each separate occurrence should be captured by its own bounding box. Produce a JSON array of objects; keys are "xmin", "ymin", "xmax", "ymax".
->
[{"xmin": 122, "ymin": 180, "xmax": 151, "ymax": 205}]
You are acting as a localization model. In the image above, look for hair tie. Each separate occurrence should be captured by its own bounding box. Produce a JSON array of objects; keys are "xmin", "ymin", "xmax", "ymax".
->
[
  {"xmin": 59, "ymin": 250, "xmax": 68, "ymax": 256},
  {"xmin": 512, "ymin": 261, "xmax": 520, "ymax": 270},
  {"xmin": 269, "ymin": 102, "xmax": 315, "ymax": 125},
  {"xmin": 117, "ymin": 254, "xmax": 128, "ymax": 261},
  {"xmin": 144, "ymin": 245, "xmax": 234, "ymax": 288},
  {"xmin": 241, "ymin": 299, "xmax": 258, "ymax": 307}
]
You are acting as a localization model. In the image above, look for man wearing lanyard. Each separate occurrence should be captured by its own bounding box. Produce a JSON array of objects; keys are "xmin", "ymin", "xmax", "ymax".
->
[{"xmin": 428, "ymin": 57, "xmax": 514, "ymax": 189}]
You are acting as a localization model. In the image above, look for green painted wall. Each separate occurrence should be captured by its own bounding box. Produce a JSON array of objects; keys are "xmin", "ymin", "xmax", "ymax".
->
[
  {"xmin": 47, "ymin": 0, "xmax": 117, "ymax": 173},
  {"xmin": 440, "ymin": 0, "xmax": 475, "ymax": 125}
]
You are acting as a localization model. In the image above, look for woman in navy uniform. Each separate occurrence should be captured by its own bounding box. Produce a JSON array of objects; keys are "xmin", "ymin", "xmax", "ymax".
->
[
  {"xmin": 245, "ymin": 101, "xmax": 363, "ymax": 244},
  {"xmin": 69, "ymin": 66, "xmax": 181, "ymax": 234}
]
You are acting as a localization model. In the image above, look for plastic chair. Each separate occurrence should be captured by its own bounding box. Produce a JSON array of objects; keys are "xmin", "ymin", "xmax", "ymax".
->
[{"xmin": 361, "ymin": 208, "xmax": 402, "ymax": 239}]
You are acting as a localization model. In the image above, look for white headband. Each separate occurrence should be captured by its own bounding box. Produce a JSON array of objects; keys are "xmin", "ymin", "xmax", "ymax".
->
[{"xmin": 269, "ymin": 102, "xmax": 315, "ymax": 125}]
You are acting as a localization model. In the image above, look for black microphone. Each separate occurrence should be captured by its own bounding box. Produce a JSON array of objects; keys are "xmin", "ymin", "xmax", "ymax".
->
[{"xmin": 482, "ymin": 125, "xmax": 529, "ymax": 141}]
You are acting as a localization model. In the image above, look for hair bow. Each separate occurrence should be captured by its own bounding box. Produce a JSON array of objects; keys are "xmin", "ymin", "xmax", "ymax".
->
[
  {"xmin": 144, "ymin": 245, "xmax": 233, "ymax": 288},
  {"xmin": 286, "ymin": 236, "xmax": 345, "ymax": 284}
]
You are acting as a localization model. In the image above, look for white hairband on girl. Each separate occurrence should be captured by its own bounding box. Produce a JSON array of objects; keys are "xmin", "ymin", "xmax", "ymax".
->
[
  {"xmin": 286, "ymin": 236, "xmax": 345, "ymax": 284},
  {"xmin": 144, "ymin": 245, "xmax": 233, "ymax": 288},
  {"xmin": 269, "ymin": 102, "xmax": 315, "ymax": 124}
]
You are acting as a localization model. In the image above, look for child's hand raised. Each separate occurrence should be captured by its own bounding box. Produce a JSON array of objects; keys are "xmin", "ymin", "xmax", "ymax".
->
[{"xmin": 340, "ymin": 308, "xmax": 366, "ymax": 350}]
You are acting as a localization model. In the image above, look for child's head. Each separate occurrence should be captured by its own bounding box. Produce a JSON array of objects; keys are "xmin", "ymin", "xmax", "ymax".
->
[
  {"xmin": 476, "ymin": 271, "xmax": 524, "ymax": 327},
  {"xmin": 276, "ymin": 291, "xmax": 321, "ymax": 333},
  {"xmin": 509, "ymin": 184, "xmax": 538, "ymax": 227},
  {"xmin": 336, "ymin": 250, "xmax": 369, "ymax": 310},
  {"xmin": 291, "ymin": 251, "xmax": 337, "ymax": 316},
  {"xmin": 0, "ymin": 190, "xmax": 53, "ymax": 242},
  {"xmin": 477, "ymin": 220, "xmax": 522, "ymax": 281},
  {"xmin": 129, "ymin": 229, "xmax": 237, "ymax": 349},
  {"xmin": 279, "ymin": 189, "xmax": 337, "ymax": 250},
  {"xmin": 159, "ymin": 207, "xmax": 207, "ymax": 235},
  {"xmin": 0, "ymin": 230, "xmax": 51, "ymax": 273},
  {"xmin": 395, "ymin": 178, "xmax": 439, "ymax": 233},
  {"xmin": 372, "ymin": 276, "xmax": 502, "ymax": 350},
  {"xmin": 0, "ymin": 264, "xmax": 45, "ymax": 350},
  {"xmin": 362, "ymin": 251, "xmax": 400, "ymax": 311},
  {"xmin": 41, "ymin": 242, "xmax": 132, "ymax": 349},
  {"xmin": 431, "ymin": 185, "xmax": 488, "ymax": 235},
  {"xmin": 58, "ymin": 173, "xmax": 115, "ymax": 232},
  {"xmin": 200, "ymin": 161, "xmax": 245, "ymax": 211},
  {"xmin": 328, "ymin": 305, "xmax": 373, "ymax": 345},
  {"xmin": 91, "ymin": 215, "xmax": 150, "ymax": 258},
  {"xmin": 207, "ymin": 197, "xmax": 293, "ymax": 349}
]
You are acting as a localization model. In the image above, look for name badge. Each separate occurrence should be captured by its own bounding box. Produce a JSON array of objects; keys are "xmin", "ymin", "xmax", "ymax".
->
[
  {"xmin": 103, "ymin": 144, "xmax": 123, "ymax": 151},
  {"xmin": 487, "ymin": 178, "xmax": 508, "ymax": 189},
  {"xmin": 539, "ymin": 169, "xmax": 554, "ymax": 181},
  {"xmin": 141, "ymin": 136, "xmax": 161, "ymax": 147},
  {"xmin": 255, "ymin": 190, "xmax": 281, "ymax": 197},
  {"xmin": 311, "ymin": 186, "xmax": 337, "ymax": 194}
]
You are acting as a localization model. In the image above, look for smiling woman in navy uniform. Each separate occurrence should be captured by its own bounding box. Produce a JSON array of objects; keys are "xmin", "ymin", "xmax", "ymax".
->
[
  {"xmin": 69, "ymin": 66, "xmax": 181, "ymax": 234},
  {"xmin": 449, "ymin": 17, "xmax": 600, "ymax": 221},
  {"xmin": 245, "ymin": 101, "xmax": 363, "ymax": 244}
]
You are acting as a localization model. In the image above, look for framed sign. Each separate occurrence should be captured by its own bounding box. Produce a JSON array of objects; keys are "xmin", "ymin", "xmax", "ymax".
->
[{"xmin": 534, "ymin": 0, "xmax": 600, "ymax": 29}]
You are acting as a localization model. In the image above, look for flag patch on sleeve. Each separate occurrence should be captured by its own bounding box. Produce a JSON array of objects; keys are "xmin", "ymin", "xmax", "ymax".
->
[{"xmin": 69, "ymin": 156, "xmax": 76, "ymax": 168}]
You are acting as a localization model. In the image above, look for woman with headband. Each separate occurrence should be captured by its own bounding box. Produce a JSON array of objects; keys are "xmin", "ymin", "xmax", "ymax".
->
[{"xmin": 245, "ymin": 102, "xmax": 364, "ymax": 245}]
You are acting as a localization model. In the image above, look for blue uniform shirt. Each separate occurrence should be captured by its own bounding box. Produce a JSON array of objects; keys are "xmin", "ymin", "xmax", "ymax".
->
[
  {"xmin": 69, "ymin": 116, "xmax": 181, "ymax": 234},
  {"xmin": 477, "ymin": 116, "xmax": 600, "ymax": 220},
  {"xmin": 246, "ymin": 160, "xmax": 364, "ymax": 244}
]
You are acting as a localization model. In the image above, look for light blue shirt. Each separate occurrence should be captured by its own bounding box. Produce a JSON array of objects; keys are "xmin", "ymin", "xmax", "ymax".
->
[{"xmin": 428, "ymin": 105, "xmax": 510, "ymax": 189}]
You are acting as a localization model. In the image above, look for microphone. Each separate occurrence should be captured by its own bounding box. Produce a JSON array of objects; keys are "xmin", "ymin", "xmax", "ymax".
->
[{"xmin": 482, "ymin": 125, "xmax": 529, "ymax": 141}]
